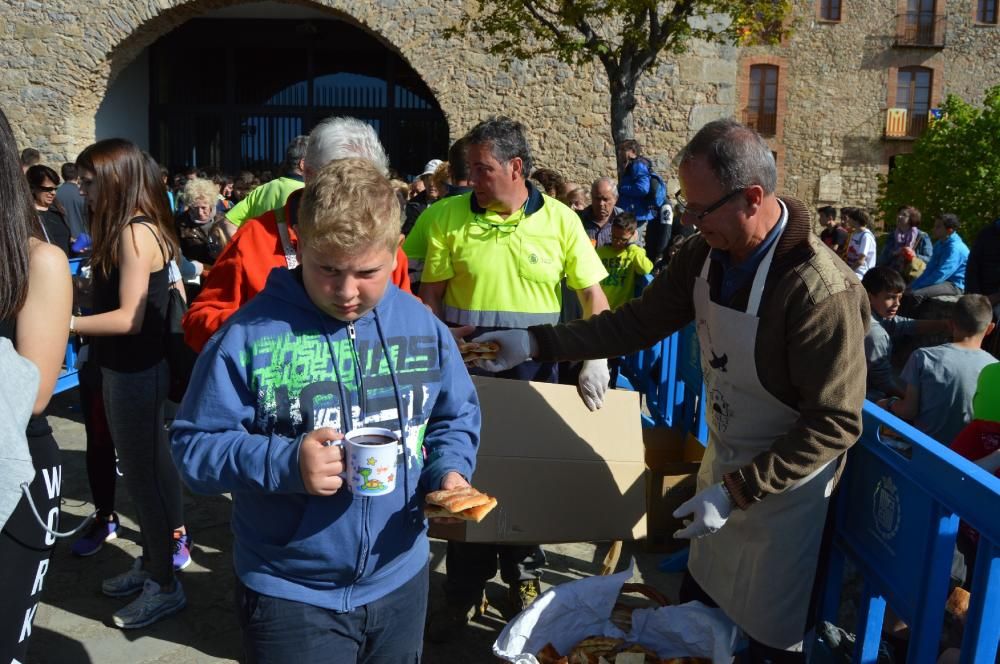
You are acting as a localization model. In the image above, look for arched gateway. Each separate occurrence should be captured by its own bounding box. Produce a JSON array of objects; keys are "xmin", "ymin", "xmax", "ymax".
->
[{"xmin": 93, "ymin": 2, "xmax": 449, "ymax": 177}]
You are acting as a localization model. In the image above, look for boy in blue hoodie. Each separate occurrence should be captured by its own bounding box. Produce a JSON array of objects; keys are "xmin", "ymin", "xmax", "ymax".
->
[{"xmin": 171, "ymin": 158, "xmax": 480, "ymax": 662}]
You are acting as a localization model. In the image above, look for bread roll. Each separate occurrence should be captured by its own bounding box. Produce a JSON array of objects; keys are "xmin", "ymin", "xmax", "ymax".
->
[{"xmin": 425, "ymin": 487, "xmax": 492, "ymax": 512}]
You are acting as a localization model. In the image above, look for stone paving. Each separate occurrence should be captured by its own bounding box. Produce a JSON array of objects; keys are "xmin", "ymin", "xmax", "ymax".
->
[{"xmin": 26, "ymin": 391, "xmax": 683, "ymax": 664}]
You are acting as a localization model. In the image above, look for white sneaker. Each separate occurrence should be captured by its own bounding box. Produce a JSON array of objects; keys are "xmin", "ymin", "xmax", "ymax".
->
[
  {"xmin": 112, "ymin": 578, "xmax": 186, "ymax": 629},
  {"xmin": 102, "ymin": 558, "xmax": 151, "ymax": 597}
]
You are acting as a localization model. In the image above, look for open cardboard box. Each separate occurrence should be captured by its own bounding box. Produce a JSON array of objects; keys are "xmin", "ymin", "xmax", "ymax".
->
[
  {"xmin": 428, "ymin": 376, "xmax": 646, "ymax": 544},
  {"xmin": 643, "ymin": 427, "xmax": 705, "ymax": 553}
]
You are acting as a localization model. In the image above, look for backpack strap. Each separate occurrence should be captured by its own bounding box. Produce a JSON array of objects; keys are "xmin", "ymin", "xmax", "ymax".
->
[{"xmin": 272, "ymin": 207, "xmax": 298, "ymax": 269}]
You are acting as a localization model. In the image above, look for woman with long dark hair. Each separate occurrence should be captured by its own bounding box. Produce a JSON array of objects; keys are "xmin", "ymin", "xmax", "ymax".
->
[
  {"xmin": 25, "ymin": 163, "xmax": 71, "ymax": 255},
  {"xmin": 0, "ymin": 108, "xmax": 73, "ymax": 661},
  {"xmin": 71, "ymin": 138, "xmax": 187, "ymax": 629}
]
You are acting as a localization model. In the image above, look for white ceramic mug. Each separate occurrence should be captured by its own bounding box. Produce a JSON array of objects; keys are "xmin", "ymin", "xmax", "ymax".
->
[{"xmin": 340, "ymin": 427, "xmax": 400, "ymax": 497}]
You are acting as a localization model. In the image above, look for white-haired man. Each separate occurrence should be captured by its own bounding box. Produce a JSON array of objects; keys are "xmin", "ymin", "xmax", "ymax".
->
[
  {"xmin": 580, "ymin": 177, "xmax": 623, "ymax": 248},
  {"xmin": 184, "ymin": 117, "xmax": 412, "ymax": 352}
]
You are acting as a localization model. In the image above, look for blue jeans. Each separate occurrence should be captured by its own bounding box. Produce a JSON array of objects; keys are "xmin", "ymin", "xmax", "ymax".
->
[{"xmin": 236, "ymin": 564, "xmax": 429, "ymax": 664}]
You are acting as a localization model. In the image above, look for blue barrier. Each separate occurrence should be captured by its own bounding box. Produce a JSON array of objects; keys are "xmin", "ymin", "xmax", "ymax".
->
[
  {"xmin": 54, "ymin": 257, "xmax": 84, "ymax": 395},
  {"xmin": 623, "ymin": 317, "xmax": 999, "ymax": 658},
  {"xmin": 820, "ymin": 403, "xmax": 1000, "ymax": 663}
]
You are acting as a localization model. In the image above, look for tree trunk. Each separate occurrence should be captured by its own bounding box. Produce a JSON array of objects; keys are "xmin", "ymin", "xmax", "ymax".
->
[{"xmin": 608, "ymin": 69, "xmax": 637, "ymax": 178}]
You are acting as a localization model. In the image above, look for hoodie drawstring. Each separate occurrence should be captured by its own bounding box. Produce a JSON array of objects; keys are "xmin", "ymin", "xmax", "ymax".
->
[{"xmin": 373, "ymin": 309, "xmax": 410, "ymax": 513}]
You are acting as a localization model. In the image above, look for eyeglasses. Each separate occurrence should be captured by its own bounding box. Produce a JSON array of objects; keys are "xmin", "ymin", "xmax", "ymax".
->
[
  {"xmin": 470, "ymin": 215, "xmax": 518, "ymax": 235},
  {"xmin": 35, "ymin": 186, "xmax": 58, "ymax": 193},
  {"xmin": 674, "ymin": 188, "xmax": 745, "ymax": 222}
]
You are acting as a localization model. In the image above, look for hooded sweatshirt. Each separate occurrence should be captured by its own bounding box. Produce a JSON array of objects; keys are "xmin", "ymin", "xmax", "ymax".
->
[{"xmin": 171, "ymin": 267, "xmax": 480, "ymax": 611}]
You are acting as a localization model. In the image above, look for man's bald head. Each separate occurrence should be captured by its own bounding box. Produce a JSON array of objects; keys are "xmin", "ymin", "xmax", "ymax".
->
[{"xmin": 590, "ymin": 177, "xmax": 618, "ymax": 224}]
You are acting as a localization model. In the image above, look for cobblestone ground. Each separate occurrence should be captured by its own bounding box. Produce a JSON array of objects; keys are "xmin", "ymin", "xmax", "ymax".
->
[{"xmin": 27, "ymin": 391, "xmax": 683, "ymax": 664}]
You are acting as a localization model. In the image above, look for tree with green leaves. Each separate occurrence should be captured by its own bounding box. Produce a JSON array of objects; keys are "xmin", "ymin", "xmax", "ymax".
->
[
  {"xmin": 444, "ymin": 0, "xmax": 790, "ymax": 168},
  {"xmin": 879, "ymin": 87, "xmax": 1000, "ymax": 243}
]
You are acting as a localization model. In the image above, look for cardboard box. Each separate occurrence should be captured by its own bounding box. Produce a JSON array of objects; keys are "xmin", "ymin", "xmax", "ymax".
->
[
  {"xmin": 642, "ymin": 427, "xmax": 705, "ymax": 552},
  {"xmin": 429, "ymin": 376, "xmax": 647, "ymax": 544}
]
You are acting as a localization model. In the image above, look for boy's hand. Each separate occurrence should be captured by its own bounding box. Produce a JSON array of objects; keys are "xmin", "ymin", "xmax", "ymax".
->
[
  {"xmin": 429, "ymin": 471, "xmax": 471, "ymax": 525},
  {"xmin": 299, "ymin": 427, "xmax": 345, "ymax": 496}
]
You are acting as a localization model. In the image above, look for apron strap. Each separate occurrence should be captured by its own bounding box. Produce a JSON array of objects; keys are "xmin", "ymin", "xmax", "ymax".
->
[
  {"xmin": 696, "ymin": 200, "xmax": 788, "ymax": 318},
  {"xmin": 746, "ymin": 200, "xmax": 788, "ymax": 318}
]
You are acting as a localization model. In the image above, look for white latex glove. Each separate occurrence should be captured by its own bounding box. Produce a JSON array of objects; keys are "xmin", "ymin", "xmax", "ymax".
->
[
  {"xmin": 578, "ymin": 359, "xmax": 610, "ymax": 411},
  {"xmin": 469, "ymin": 330, "xmax": 537, "ymax": 373},
  {"xmin": 672, "ymin": 483, "xmax": 733, "ymax": 539}
]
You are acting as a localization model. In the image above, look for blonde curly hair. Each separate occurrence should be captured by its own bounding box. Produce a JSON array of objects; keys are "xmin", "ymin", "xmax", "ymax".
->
[
  {"xmin": 298, "ymin": 158, "xmax": 400, "ymax": 255},
  {"xmin": 182, "ymin": 177, "xmax": 219, "ymax": 208}
]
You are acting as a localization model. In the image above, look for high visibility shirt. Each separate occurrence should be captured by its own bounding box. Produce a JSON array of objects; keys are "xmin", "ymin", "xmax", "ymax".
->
[
  {"xmin": 596, "ymin": 243, "xmax": 654, "ymax": 310},
  {"xmin": 422, "ymin": 184, "xmax": 607, "ymax": 328},
  {"xmin": 225, "ymin": 175, "xmax": 304, "ymax": 228}
]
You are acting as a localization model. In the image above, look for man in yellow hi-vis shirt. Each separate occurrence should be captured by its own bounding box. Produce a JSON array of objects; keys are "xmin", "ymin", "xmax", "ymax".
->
[{"xmin": 420, "ymin": 117, "xmax": 610, "ymax": 642}]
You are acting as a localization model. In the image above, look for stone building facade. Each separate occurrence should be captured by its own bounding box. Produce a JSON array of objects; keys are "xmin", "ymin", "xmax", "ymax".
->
[{"xmin": 1, "ymin": 0, "xmax": 998, "ymax": 214}]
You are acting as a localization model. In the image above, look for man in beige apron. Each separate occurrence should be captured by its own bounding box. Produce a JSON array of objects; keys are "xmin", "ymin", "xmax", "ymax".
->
[{"xmin": 473, "ymin": 118, "xmax": 869, "ymax": 662}]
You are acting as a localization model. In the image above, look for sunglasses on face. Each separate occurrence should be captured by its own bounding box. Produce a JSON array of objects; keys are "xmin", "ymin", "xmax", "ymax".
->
[{"xmin": 35, "ymin": 186, "xmax": 58, "ymax": 193}]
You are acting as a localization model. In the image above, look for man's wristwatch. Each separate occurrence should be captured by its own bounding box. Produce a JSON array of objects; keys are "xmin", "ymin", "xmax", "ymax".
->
[{"xmin": 722, "ymin": 469, "xmax": 758, "ymax": 511}]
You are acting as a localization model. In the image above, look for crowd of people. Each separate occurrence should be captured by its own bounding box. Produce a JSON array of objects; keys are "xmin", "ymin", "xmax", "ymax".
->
[{"xmin": 0, "ymin": 109, "xmax": 998, "ymax": 664}]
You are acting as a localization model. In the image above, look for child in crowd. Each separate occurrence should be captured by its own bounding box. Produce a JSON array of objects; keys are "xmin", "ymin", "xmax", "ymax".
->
[
  {"xmin": 594, "ymin": 213, "xmax": 653, "ymax": 388},
  {"xmin": 595, "ymin": 213, "xmax": 654, "ymax": 311},
  {"xmin": 841, "ymin": 206, "xmax": 877, "ymax": 278},
  {"xmin": 878, "ymin": 294, "xmax": 998, "ymax": 445},
  {"xmin": 170, "ymin": 158, "xmax": 480, "ymax": 661},
  {"xmin": 862, "ymin": 267, "xmax": 949, "ymax": 400}
]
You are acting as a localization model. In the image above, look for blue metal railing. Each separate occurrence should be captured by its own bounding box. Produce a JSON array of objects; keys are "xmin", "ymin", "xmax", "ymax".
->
[
  {"xmin": 618, "ymin": 298, "xmax": 999, "ymax": 659},
  {"xmin": 820, "ymin": 404, "xmax": 1000, "ymax": 664}
]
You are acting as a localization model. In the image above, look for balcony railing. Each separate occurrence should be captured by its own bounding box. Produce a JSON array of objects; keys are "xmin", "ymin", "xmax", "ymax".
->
[
  {"xmin": 885, "ymin": 108, "xmax": 929, "ymax": 139},
  {"xmin": 742, "ymin": 108, "xmax": 777, "ymax": 137},
  {"xmin": 895, "ymin": 12, "xmax": 947, "ymax": 47}
]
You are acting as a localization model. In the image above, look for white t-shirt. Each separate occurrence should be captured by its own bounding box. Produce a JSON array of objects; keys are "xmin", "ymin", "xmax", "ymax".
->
[{"xmin": 847, "ymin": 228, "xmax": 876, "ymax": 277}]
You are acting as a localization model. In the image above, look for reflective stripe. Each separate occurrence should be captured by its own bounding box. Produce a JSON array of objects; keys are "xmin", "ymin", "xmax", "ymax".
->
[{"xmin": 443, "ymin": 305, "xmax": 559, "ymax": 328}]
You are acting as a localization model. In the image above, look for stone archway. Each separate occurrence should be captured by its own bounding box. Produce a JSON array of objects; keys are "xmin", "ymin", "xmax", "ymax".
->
[{"xmin": 43, "ymin": 0, "xmax": 463, "ymax": 169}]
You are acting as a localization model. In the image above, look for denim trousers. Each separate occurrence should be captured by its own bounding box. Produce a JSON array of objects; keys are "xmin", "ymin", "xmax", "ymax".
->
[{"xmin": 236, "ymin": 564, "xmax": 429, "ymax": 664}]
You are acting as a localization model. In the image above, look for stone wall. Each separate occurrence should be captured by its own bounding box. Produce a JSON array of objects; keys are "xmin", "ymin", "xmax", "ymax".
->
[
  {"xmin": 0, "ymin": 0, "xmax": 733, "ymax": 186},
  {"xmin": 743, "ymin": 0, "xmax": 1000, "ymax": 226},
  {"xmin": 3, "ymin": 0, "xmax": 997, "ymax": 211}
]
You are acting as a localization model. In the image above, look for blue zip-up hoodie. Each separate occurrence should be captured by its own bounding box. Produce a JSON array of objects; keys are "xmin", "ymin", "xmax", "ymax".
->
[
  {"xmin": 618, "ymin": 157, "xmax": 657, "ymax": 224},
  {"xmin": 171, "ymin": 266, "xmax": 480, "ymax": 611}
]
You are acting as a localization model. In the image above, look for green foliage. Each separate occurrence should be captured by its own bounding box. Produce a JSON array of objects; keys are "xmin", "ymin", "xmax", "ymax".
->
[
  {"xmin": 878, "ymin": 87, "xmax": 1000, "ymax": 243},
  {"xmin": 443, "ymin": 0, "xmax": 791, "ymax": 88}
]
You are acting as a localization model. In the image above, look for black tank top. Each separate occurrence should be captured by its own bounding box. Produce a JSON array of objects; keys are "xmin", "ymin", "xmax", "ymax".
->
[
  {"xmin": 0, "ymin": 318, "xmax": 52, "ymax": 438},
  {"xmin": 90, "ymin": 218, "xmax": 171, "ymax": 372}
]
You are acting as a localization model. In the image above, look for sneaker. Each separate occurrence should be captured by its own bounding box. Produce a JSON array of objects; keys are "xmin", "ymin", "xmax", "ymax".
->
[
  {"xmin": 71, "ymin": 513, "xmax": 119, "ymax": 557},
  {"xmin": 507, "ymin": 579, "xmax": 541, "ymax": 614},
  {"xmin": 112, "ymin": 578, "xmax": 186, "ymax": 629},
  {"xmin": 424, "ymin": 593, "xmax": 488, "ymax": 644},
  {"xmin": 102, "ymin": 558, "xmax": 151, "ymax": 598},
  {"xmin": 172, "ymin": 531, "xmax": 192, "ymax": 571}
]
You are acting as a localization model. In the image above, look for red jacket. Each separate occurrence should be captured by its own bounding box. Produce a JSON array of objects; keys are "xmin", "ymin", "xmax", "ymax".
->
[{"xmin": 183, "ymin": 193, "xmax": 411, "ymax": 352}]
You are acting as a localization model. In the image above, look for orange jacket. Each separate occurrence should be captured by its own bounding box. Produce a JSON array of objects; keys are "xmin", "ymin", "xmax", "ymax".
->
[{"xmin": 183, "ymin": 194, "xmax": 411, "ymax": 352}]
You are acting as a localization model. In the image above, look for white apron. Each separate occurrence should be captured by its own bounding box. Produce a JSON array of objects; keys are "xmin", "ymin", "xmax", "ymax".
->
[{"xmin": 688, "ymin": 212, "xmax": 837, "ymax": 649}]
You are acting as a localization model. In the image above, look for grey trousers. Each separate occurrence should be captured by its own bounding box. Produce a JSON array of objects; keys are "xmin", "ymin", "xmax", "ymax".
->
[{"xmin": 102, "ymin": 361, "xmax": 183, "ymax": 585}]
